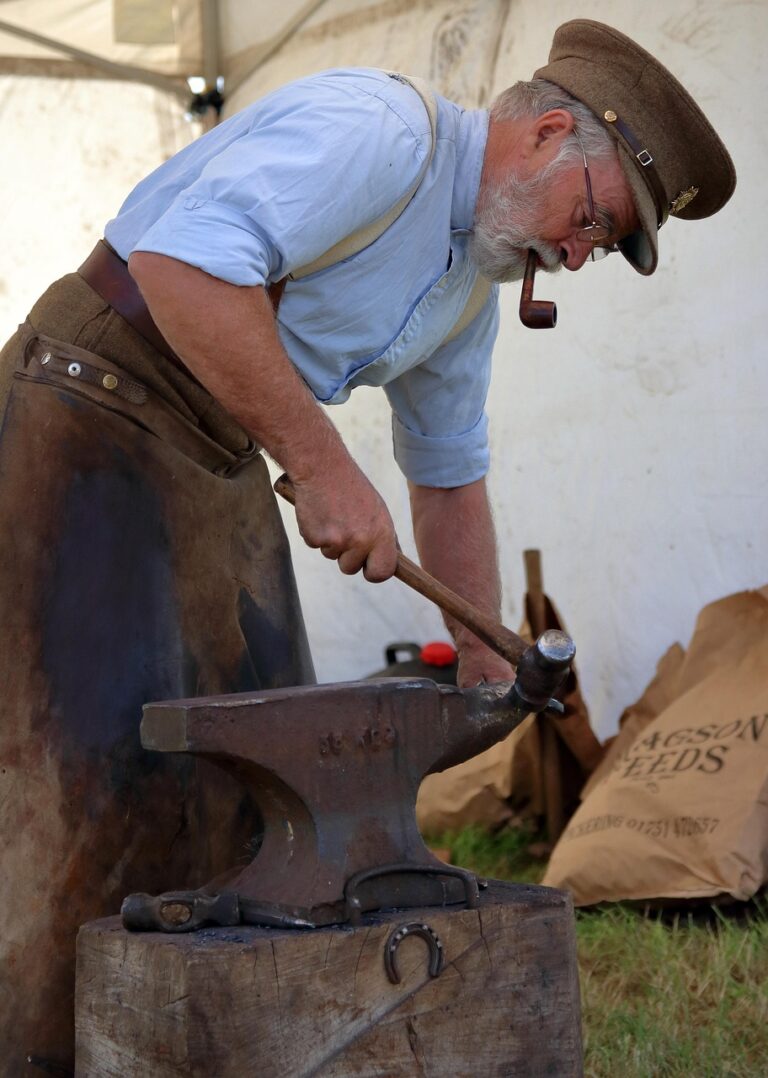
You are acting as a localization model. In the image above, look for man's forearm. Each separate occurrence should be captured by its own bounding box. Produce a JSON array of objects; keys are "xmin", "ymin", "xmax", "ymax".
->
[
  {"xmin": 409, "ymin": 478, "xmax": 502, "ymax": 629},
  {"xmin": 128, "ymin": 252, "xmax": 348, "ymax": 480},
  {"xmin": 128, "ymin": 252, "xmax": 398, "ymax": 580},
  {"xmin": 409, "ymin": 478, "xmax": 513, "ymax": 685}
]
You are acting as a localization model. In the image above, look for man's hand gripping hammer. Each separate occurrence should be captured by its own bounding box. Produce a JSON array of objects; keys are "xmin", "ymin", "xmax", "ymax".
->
[{"xmin": 274, "ymin": 475, "xmax": 575, "ymax": 713}]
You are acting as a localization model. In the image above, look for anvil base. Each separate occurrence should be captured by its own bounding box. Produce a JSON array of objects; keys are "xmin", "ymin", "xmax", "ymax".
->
[{"xmin": 75, "ymin": 881, "xmax": 583, "ymax": 1077}]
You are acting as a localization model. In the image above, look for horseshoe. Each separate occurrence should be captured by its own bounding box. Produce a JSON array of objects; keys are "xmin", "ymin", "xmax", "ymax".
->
[{"xmin": 384, "ymin": 921, "xmax": 444, "ymax": 984}]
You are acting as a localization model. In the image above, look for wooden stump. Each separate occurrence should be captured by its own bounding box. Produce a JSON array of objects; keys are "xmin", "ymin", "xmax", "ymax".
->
[{"xmin": 75, "ymin": 881, "xmax": 582, "ymax": 1076}]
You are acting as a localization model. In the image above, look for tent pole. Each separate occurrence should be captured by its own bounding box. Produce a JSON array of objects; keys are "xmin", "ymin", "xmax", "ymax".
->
[
  {"xmin": 199, "ymin": 0, "xmax": 222, "ymax": 127},
  {"xmin": 0, "ymin": 17, "xmax": 188, "ymax": 98},
  {"xmin": 201, "ymin": 0, "xmax": 220, "ymax": 91}
]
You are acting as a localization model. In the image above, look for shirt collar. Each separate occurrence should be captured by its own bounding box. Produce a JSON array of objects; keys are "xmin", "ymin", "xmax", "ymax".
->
[{"xmin": 451, "ymin": 108, "xmax": 489, "ymax": 233}]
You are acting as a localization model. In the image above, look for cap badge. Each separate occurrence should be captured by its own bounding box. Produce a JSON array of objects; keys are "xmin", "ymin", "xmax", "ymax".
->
[{"xmin": 670, "ymin": 187, "xmax": 699, "ymax": 215}]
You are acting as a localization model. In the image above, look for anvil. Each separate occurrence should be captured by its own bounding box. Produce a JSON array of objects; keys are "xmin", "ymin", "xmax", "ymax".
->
[{"xmin": 129, "ymin": 632, "xmax": 573, "ymax": 930}]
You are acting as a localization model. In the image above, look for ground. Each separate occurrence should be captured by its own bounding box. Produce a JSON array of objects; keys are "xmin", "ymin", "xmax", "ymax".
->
[{"xmin": 428, "ymin": 825, "xmax": 768, "ymax": 1078}]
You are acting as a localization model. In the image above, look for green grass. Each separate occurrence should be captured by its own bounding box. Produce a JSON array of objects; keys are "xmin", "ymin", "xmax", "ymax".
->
[
  {"xmin": 426, "ymin": 826, "xmax": 768, "ymax": 1078},
  {"xmin": 430, "ymin": 821, "xmax": 546, "ymax": 885}
]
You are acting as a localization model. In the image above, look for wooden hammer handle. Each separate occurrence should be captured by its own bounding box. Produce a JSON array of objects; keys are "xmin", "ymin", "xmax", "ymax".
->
[
  {"xmin": 393, "ymin": 553, "xmax": 527, "ymax": 665},
  {"xmin": 274, "ymin": 474, "xmax": 527, "ymax": 667}
]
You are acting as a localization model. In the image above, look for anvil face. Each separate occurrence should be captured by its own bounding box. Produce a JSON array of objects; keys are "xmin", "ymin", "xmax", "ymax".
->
[{"xmin": 141, "ymin": 677, "xmax": 526, "ymax": 923}]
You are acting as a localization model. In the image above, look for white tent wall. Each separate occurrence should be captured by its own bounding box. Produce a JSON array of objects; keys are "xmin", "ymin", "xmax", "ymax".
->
[
  {"xmin": 0, "ymin": 73, "xmax": 197, "ymax": 330},
  {"xmin": 1, "ymin": 1, "xmax": 765, "ymax": 737}
]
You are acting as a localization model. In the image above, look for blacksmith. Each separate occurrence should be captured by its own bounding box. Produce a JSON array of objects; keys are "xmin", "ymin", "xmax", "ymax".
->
[{"xmin": 0, "ymin": 19, "xmax": 734, "ymax": 1070}]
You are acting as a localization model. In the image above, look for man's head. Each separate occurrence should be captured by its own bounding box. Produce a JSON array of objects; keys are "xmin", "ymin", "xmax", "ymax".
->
[
  {"xmin": 471, "ymin": 20, "xmax": 735, "ymax": 283},
  {"xmin": 471, "ymin": 79, "xmax": 637, "ymax": 281}
]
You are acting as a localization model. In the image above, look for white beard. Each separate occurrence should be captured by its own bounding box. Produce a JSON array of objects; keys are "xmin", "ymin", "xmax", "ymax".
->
[{"xmin": 469, "ymin": 169, "xmax": 565, "ymax": 283}]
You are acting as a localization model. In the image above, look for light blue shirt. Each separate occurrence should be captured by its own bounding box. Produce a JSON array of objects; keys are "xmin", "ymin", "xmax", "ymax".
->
[{"xmin": 106, "ymin": 68, "xmax": 499, "ymax": 487}]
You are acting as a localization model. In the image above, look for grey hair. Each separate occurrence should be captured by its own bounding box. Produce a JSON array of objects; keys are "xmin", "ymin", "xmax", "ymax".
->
[{"xmin": 491, "ymin": 78, "xmax": 615, "ymax": 164}]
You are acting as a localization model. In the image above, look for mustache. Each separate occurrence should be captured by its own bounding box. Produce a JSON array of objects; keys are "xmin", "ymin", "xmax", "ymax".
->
[
  {"xmin": 528, "ymin": 242, "xmax": 562, "ymax": 273},
  {"xmin": 468, "ymin": 234, "xmax": 563, "ymax": 284}
]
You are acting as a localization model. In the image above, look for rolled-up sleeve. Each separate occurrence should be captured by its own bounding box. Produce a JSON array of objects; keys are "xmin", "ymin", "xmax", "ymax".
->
[
  {"xmin": 137, "ymin": 196, "xmax": 280, "ymax": 284},
  {"xmin": 129, "ymin": 75, "xmax": 429, "ymax": 286},
  {"xmin": 385, "ymin": 283, "xmax": 499, "ymax": 487}
]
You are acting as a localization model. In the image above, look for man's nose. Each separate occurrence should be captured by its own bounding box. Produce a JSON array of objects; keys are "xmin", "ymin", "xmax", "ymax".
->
[{"xmin": 560, "ymin": 239, "xmax": 591, "ymax": 271}]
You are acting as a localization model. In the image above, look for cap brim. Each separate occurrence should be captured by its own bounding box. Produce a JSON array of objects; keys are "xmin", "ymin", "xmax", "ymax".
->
[{"xmin": 616, "ymin": 144, "xmax": 658, "ymax": 276}]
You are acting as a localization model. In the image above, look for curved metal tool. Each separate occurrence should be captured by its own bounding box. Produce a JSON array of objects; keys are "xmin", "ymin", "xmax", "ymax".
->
[
  {"xmin": 384, "ymin": 922, "xmax": 444, "ymax": 984},
  {"xmin": 344, "ymin": 862, "xmax": 481, "ymax": 926}
]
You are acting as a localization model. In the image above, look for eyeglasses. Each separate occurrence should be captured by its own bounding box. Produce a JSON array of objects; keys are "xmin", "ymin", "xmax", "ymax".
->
[{"xmin": 573, "ymin": 132, "xmax": 618, "ymax": 262}]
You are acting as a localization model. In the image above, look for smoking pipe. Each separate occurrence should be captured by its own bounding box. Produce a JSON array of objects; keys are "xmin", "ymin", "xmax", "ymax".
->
[{"xmin": 519, "ymin": 249, "xmax": 557, "ymax": 328}]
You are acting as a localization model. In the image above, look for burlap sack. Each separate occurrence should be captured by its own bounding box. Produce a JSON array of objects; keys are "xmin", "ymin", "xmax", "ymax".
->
[
  {"xmin": 416, "ymin": 713, "xmax": 538, "ymax": 833},
  {"xmin": 580, "ymin": 641, "xmax": 686, "ymax": 800},
  {"xmin": 544, "ymin": 588, "xmax": 768, "ymax": 905}
]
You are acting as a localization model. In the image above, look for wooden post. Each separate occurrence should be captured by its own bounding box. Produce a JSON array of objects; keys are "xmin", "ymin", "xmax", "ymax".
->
[
  {"xmin": 524, "ymin": 550, "xmax": 566, "ymax": 843},
  {"xmin": 75, "ymin": 882, "xmax": 582, "ymax": 1076}
]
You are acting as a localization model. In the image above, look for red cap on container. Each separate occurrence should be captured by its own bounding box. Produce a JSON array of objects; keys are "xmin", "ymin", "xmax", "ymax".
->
[{"xmin": 420, "ymin": 641, "xmax": 458, "ymax": 667}]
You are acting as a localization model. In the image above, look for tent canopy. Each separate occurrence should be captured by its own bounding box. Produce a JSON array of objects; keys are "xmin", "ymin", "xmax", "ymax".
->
[{"xmin": 0, "ymin": 0, "xmax": 333, "ymax": 95}]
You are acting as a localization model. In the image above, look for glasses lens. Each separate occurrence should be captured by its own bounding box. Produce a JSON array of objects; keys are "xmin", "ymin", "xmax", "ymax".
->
[
  {"xmin": 576, "ymin": 223, "xmax": 611, "ymax": 245},
  {"xmin": 589, "ymin": 245, "xmax": 612, "ymax": 262}
]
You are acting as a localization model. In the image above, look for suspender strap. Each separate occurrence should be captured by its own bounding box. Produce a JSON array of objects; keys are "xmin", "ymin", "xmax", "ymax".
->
[
  {"xmin": 290, "ymin": 74, "xmax": 438, "ymax": 280},
  {"xmin": 442, "ymin": 275, "xmax": 493, "ymax": 345},
  {"xmin": 288, "ymin": 70, "xmax": 493, "ymax": 344},
  {"xmin": 85, "ymin": 72, "xmax": 491, "ymax": 372}
]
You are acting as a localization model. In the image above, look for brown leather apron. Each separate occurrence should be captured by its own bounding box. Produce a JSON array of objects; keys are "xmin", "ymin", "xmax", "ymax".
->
[{"xmin": 0, "ymin": 272, "xmax": 315, "ymax": 1072}]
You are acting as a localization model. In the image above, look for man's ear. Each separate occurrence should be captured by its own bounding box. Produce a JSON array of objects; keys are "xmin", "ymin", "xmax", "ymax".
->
[{"xmin": 531, "ymin": 108, "xmax": 575, "ymax": 150}]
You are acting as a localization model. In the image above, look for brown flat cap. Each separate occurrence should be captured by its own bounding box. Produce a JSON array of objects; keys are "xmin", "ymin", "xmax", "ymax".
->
[{"xmin": 534, "ymin": 19, "xmax": 736, "ymax": 275}]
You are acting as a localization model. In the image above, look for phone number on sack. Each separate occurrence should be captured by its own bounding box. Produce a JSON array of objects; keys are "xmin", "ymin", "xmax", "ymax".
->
[{"xmin": 563, "ymin": 814, "xmax": 720, "ymax": 842}]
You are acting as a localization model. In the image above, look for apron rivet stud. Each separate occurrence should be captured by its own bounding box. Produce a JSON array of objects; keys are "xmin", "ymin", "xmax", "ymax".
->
[
  {"xmin": 67, "ymin": 362, "xmax": 82, "ymax": 378},
  {"xmin": 102, "ymin": 374, "xmax": 118, "ymax": 390}
]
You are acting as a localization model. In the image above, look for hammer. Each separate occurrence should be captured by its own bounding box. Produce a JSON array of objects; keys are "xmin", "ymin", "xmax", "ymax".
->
[{"xmin": 273, "ymin": 474, "xmax": 574, "ymax": 713}]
